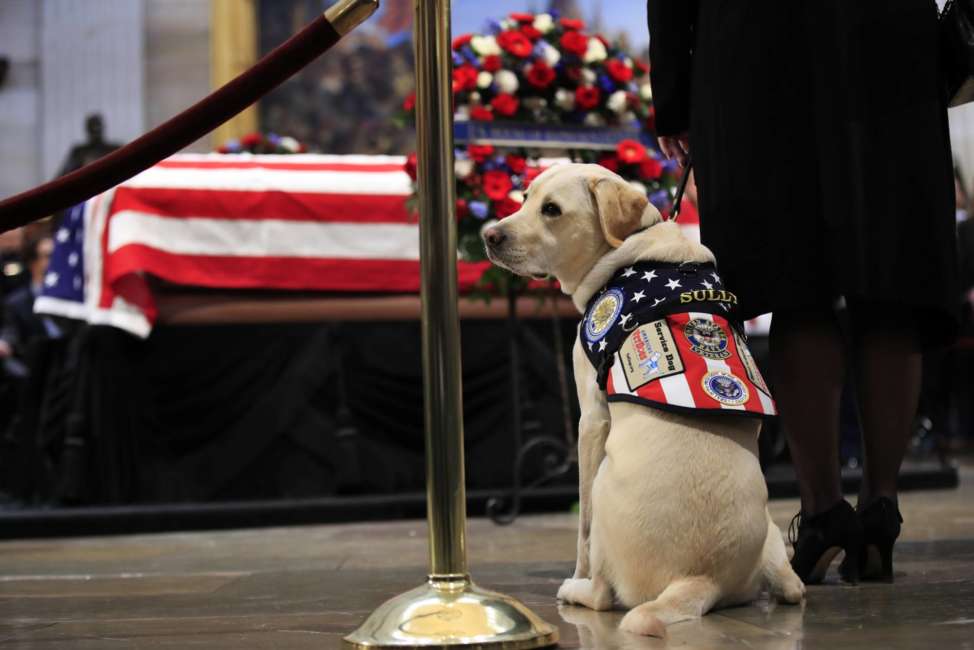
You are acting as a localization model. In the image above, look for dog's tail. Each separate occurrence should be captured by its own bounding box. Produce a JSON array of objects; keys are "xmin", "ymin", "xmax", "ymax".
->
[{"xmin": 618, "ymin": 576, "xmax": 721, "ymax": 638}]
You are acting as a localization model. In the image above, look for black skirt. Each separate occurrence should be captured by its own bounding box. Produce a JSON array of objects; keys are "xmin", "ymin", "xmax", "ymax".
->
[{"xmin": 648, "ymin": 0, "xmax": 959, "ymax": 345}]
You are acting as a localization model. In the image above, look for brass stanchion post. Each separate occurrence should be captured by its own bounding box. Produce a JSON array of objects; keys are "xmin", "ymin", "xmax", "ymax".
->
[{"xmin": 343, "ymin": 1, "xmax": 559, "ymax": 648}]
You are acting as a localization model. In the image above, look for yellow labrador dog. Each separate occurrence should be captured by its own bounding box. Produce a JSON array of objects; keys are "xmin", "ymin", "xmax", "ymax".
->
[{"xmin": 482, "ymin": 163, "xmax": 804, "ymax": 637}]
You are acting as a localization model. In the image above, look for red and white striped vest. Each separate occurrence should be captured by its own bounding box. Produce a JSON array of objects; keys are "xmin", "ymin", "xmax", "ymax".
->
[{"xmin": 581, "ymin": 262, "xmax": 776, "ymax": 418}]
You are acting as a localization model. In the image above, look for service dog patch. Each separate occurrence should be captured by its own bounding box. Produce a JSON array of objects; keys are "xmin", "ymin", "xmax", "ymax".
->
[
  {"xmin": 732, "ymin": 329, "xmax": 771, "ymax": 396},
  {"xmin": 619, "ymin": 320, "xmax": 684, "ymax": 391},
  {"xmin": 585, "ymin": 288, "xmax": 624, "ymax": 343},
  {"xmin": 683, "ymin": 318, "xmax": 731, "ymax": 360}
]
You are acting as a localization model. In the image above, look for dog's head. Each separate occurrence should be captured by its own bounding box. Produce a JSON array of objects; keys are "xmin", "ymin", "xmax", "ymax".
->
[{"xmin": 482, "ymin": 163, "xmax": 662, "ymax": 291}]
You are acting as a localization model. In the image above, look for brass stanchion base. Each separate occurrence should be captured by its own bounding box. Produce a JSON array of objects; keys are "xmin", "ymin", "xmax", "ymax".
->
[{"xmin": 343, "ymin": 575, "xmax": 559, "ymax": 649}]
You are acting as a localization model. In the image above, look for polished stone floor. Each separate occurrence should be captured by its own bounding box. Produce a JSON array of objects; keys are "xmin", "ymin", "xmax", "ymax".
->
[{"xmin": 1, "ymin": 468, "xmax": 973, "ymax": 649}]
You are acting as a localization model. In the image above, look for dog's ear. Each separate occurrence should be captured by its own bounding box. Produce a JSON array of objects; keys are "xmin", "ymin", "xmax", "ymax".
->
[{"xmin": 589, "ymin": 176, "xmax": 649, "ymax": 248}]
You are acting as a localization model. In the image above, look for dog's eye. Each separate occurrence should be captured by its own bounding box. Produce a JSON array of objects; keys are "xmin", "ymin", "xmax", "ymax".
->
[{"xmin": 541, "ymin": 202, "xmax": 561, "ymax": 217}]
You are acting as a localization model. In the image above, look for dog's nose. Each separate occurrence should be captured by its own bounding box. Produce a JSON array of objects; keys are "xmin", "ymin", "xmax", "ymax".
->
[{"xmin": 483, "ymin": 226, "xmax": 507, "ymax": 248}]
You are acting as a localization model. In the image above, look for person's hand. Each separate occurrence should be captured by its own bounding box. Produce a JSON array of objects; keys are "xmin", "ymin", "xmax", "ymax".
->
[
  {"xmin": 658, "ymin": 132, "xmax": 690, "ymax": 168},
  {"xmin": 0, "ymin": 340, "xmax": 11, "ymax": 359}
]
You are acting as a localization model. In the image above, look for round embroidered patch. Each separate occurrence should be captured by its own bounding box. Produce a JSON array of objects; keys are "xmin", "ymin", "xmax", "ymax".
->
[
  {"xmin": 683, "ymin": 317, "xmax": 731, "ymax": 360},
  {"xmin": 585, "ymin": 288, "xmax": 625, "ymax": 343},
  {"xmin": 701, "ymin": 371, "xmax": 749, "ymax": 406}
]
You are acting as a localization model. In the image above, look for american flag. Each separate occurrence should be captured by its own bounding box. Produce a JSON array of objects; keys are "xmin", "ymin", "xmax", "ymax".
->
[{"xmin": 35, "ymin": 154, "xmax": 491, "ymax": 337}]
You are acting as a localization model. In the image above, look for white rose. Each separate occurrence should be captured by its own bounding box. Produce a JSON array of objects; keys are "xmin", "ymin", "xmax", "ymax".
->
[
  {"xmin": 533, "ymin": 13, "xmax": 554, "ymax": 33},
  {"xmin": 495, "ymin": 69, "xmax": 519, "ymax": 94},
  {"xmin": 524, "ymin": 96, "xmax": 548, "ymax": 110},
  {"xmin": 477, "ymin": 71, "xmax": 493, "ymax": 89},
  {"xmin": 508, "ymin": 190, "xmax": 525, "ymax": 204},
  {"xmin": 622, "ymin": 110, "xmax": 636, "ymax": 122},
  {"xmin": 470, "ymin": 35, "xmax": 500, "ymax": 56},
  {"xmin": 455, "ymin": 158, "xmax": 474, "ymax": 179},
  {"xmin": 584, "ymin": 112, "xmax": 606, "ymax": 127},
  {"xmin": 581, "ymin": 68, "xmax": 597, "ymax": 84},
  {"xmin": 583, "ymin": 37, "xmax": 607, "ymax": 64},
  {"xmin": 639, "ymin": 83, "xmax": 653, "ymax": 101},
  {"xmin": 629, "ymin": 180, "xmax": 648, "ymax": 196},
  {"xmin": 469, "ymin": 91, "xmax": 482, "ymax": 104},
  {"xmin": 279, "ymin": 136, "xmax": 300, "ymax": 152},
  {"xmin": 607, "ymin": 90, "xmax": 628, "ymax": 114},
  {"xmin": 454, "ymin": 105, "xmax": 470, "ymax": 121},
  {"xmin": 500, "ymin": 18, "xmax": 516, "ymax": 30},
  {"xmin": 539, "ymin": 41, "xmax": 561, "ymax": 66},
  {"xmin": 554, "ymin": 88, "xmax": 575, "ymax": 110}
]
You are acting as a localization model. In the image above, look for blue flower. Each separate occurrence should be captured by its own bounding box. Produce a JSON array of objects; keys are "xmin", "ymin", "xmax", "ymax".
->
[
  {"xmin": 453, "ymin": 51, "xmax": 464, "ymax": 66},
  {"xmin": 649, "ymin": 190, "xmax": 670, "ymax": 210},
  {"xmin": 486, "ymin": 19, "xmax": 503, "ymax": 35},
  {"xmin": 598, "ymin": 74, "xmax": 616, "ymax": 93},
  {"xmin": 469, "ymin": 201, "xmax": 490, "ymax": 219}
]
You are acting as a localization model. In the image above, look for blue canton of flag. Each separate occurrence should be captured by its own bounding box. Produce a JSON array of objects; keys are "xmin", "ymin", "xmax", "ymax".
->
[{"xmin": 36, "ymin": 202, "xmax": 86, "ymax": 314}]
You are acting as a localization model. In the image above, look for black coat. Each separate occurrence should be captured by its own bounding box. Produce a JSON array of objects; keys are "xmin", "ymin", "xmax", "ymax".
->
[{"xmin": 647, "ymin": 0, "xmax": 958, "ymax": 344}]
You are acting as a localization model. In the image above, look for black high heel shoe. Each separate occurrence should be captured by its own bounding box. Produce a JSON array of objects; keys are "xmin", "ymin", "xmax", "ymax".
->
[
  {"xmin": 788, "ymin": 499, "xmax": 863, "ymax": 585},
  {"xmin": 840, "ymin": 497, "xmax": 903, "ymax": 582}
]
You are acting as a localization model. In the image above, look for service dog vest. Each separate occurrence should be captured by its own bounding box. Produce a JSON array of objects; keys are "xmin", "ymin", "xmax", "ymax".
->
[{"xmin": 581, "ymin": 261, "xmax": 776, "ymax": 418}]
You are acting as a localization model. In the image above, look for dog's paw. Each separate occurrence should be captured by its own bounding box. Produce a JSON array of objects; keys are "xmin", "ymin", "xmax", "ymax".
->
[
  {"xmin": 556, "ymin": 578, "xmax": 588, "ymax": 605},
  {"xmin": 776, "ymin": 568, "xmax": 806, "ymax": 604}
]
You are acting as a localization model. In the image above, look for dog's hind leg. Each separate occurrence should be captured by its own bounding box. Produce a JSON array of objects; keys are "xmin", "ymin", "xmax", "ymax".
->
[
  {"xmin": 618, "ymin": 576, "xmax": 721, "ymax": 638},
  {"xmin": 761, "ymin": 509, "xmax": 805, "ymax": 604}
]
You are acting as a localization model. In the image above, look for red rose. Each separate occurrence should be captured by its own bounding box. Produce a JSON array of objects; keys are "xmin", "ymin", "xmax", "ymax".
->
[
  {"xmin": 560, "ymin": 31, "xmax": 589, "ymax": 56},
  {"xmin": 597, "ymin": 155, "xmax": 619, "ymax": 173},
  {"xmin": 574, "ymin": 85, "xmax": 601, "ymax": 110},
  {"xmin": 483, "ymin": 170, "xmax": 514, "ymax": 200},
  {"xmin": 491, "ymin": 92, "xmax": 520, "ymax": 117},
  {"xmin": 645, "ymin": 106, "xmax": 656, "ymax": 133},
  {"xmin": 494, "ymin": 196, "xmax": 522, "ymax": 219},
  {"xmin": 452, "ymin": 64, "xmax": 478, "ymax": 92},
  {"xmin": 405, "ymin": 152, "xmax": 418, "ymax": 181},
  {"xmin": 402, "ymin": 92, "xmax": 416, "ymax": 111},
  {"xmin": 559, "ymin": 17, "xmax": 586, "ymax": 31},
  {"xmin": 616, "ymin": 139, "xmax": 647, "ymax": 164},
  {"xmin": 526, "ymin": 61, "xmax": 556, "ymax": 89},
  {"xmin": 497, "ymin": 30, "xmax": 533, "ymax": 58},
  {"xmin": 241, "ymin": 132, "xmax": 263, "ymax": 147},
  {"xmin": 520, "ymin": 24, "xmax": 542, "ymax": 41},
  {"xmin": 468, "ymin": 144, "xmax": 495, "ymax": 162},
  {"xmin": 470, "ymin": 105, "xmax": 494, "ymax": 121},
  {"xmin": 605, "ymin": 59, "xmax": 633, "ymax": 83},
  {"xmin": 510, "ymin": 12, "xmax": 535, "ymax": 23},
  {"xmin": 505, "ymin": 154, "xmax": 527, "ymax": 174},
  {"xmin": 452, "ymin": 34, "xmax": 473, "ymax": 50},
  {"xmin": 633, "ymin": 59, "xmax": 650, "ymax": 75},
  {"xmin": 563, "ymin": 66, "xmax": 583, "ymax": 83},
  {"xmin": 639, "ymin": 157, "xmax": 663, "ymax": 180},
  {"xmin": 456, "ymin": 198, "xmax": 469, "ymax": 220},
  {"xmin": 482, "ymin": 54, "xmax": 502, "ymax": 72}
]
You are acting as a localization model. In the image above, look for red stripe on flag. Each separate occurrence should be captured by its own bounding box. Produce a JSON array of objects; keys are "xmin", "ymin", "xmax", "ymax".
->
[
  {"xmin": 106, "ymin": 244, "xmax": 491, "ymax": 293},
  {"xmin": 111, "ymin": 187, "xmax": 414, "ymax": 224},
  {"xmin": 665, "ymin": 312, "xmax": 727, "ymax": 410},
  {"xmin": 155, "ymin": 160, "xmax": 409, "ymax": 173}
]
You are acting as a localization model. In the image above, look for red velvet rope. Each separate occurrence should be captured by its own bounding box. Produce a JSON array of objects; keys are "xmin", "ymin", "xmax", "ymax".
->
[{"xmin": 0, "ymin": 15, "xmax": 341, "ymax": 233}]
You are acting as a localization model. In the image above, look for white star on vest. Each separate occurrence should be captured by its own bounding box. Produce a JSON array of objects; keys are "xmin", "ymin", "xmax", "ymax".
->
[
  {"xmin": 665, "ymin": 278, "xmax": 682, "ymax": 290},
  {"xmin": 631, "ymin": 290, "xmax": 646, "ymax": 303},
  {"xmin": 711, "ymin": 272, "xmax": 721, "ymax": 283},
  {"xmin": 652, "ymin": 297, "xmax": 665, "ymax": 307},
  {"xmin": 598, "ymin": 340, "xmax": 607, "ymax": 351},
  {"xmin": 701, "ymin": 279, "xmax": 713, "ymax": 290},
  {"xmin": 642, "ymin": 270, "xmax": 658, "ymax": 283},
  {"xmin": 619, "ymin": 313, "xmax": 633, "ymax": 327},
  {"xmin": 621, "ymin": 266, "xmax": 636, "ymax": 278}
]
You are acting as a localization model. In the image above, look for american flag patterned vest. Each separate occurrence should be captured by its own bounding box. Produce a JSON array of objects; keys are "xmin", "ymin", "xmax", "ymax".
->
[{"xmin": 581, "ymin": 261, "xmax": 776, "ymax": 418}]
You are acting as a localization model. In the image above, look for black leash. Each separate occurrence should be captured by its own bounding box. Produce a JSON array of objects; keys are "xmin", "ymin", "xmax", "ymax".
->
[{"xmin": 669, "ymin": 159, "xmax": 693, "ymax": 222}]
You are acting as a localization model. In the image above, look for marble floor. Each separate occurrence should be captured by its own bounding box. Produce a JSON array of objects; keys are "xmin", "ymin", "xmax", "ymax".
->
[{"xmin": 1, "ymin": 468, "xmax": 973, "ymax": 649}]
